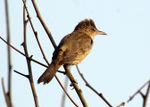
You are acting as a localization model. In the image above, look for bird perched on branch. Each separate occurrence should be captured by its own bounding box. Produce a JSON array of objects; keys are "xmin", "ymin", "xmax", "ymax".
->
[{"xmin": 38, "ymin": 19, "xmax": 106, "ymax": 84}]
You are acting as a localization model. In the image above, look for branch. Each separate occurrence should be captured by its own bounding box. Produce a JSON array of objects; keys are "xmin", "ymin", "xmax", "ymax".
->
[
  {"xmin": 65, "ymin": 65, "xmax": 88, "ymax": 107},
  {"xmin": 0, "ymin": 35, "xmax": 47, "ymax": 68},
  {"xmin": 117, "ymin": 79, "xmax": 150, "ymax": 107},
  {"xmin": 127, "ymin": 79, "xmax": 150, "ymax": 103},
  {"xmin": 55, "ymin": 75, "xmax": 78, "ymax": 107},
  {"xmin": 14, "ymin": 70, "xmax": 29, "ymax": 78},
  {"xmin": 21, "ymin": 2, "xmax": 40, "ymax": 106},
  {"xmin": 116, "ymin": 102, "xmax": 125, "ymax": 107},
  {"xmin": 1, "ymin": 31, "xmax": 67, "ymax": 78},
  {"xmin": 31, "ymin": 0, "xmax": 57, "ymax": 48},
  {"xmin": 4, "ymin": 0, "xmax": 13, "ymax": 106},
  {"xmin": 76, "ymin": 65, "xmax": 113, "ymax": 107},
  {"xmin": 22, "ymin": 0, "xmax": 49, "ymax": 64},
  {"xmin": 142, "ymin": 81, "xmax": 150, "ymax": 107}
]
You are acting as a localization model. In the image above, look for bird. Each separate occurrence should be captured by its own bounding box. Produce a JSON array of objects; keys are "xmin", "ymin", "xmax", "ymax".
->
[{"xmin": 38, "ymin": 19, "xmax": 106, "ymax": 84}]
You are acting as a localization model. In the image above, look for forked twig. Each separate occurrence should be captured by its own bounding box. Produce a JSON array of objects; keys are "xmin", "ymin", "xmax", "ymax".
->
[
  {"xmin": 0, "ymin": 35, "xmax": 47, "ymax": 67},
  {"xmin": 142, "ymin": 82, "xmax": 150, "ymax": 107},
  {"xmin": 21, "ymin": 2, "xmax": 39, "ymax": 106},
  {"xmin": 127, "ymin": 80, "xmax": 150, "ymax": 103},
  {"xmin": 117, "ymin": 79, "xmax": 150, "ymax": 107},
  {"xmin": 22, "ymin": 0, "xmax": 49, "ymax": 64},
  {"xmin": 76, "ymin": 65, "xmax": 113, "ymax": 107}
]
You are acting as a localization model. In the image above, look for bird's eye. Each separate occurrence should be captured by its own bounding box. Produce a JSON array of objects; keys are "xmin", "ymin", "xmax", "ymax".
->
[{"xmin": 92, "ymin": 28, "xmax": 95, "ymax": 31}]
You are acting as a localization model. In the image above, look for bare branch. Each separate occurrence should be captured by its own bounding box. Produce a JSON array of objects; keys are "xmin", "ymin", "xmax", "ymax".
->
[
  {"xmin": 21, "ymin": 1, "xmax": 40, "ymax": 106},
  {"xmin": 76, "ymin": 65, "xmax": 113, "ymax": 107},
  {"xmin": 140, "ymin": 91, "xmax": 145, "ymax": 99},
  {"xmin": 31, "ymin": 0, "xmax": 57, "ymax": 48},
  {"xmin": 0, "ymin": 35, "xmax": 47, "ymax": 68},
  {"xmin": 116, "ymin": 103, "xmax": 125, "ymax": 107},
  {"xmin": 127, "ymin": 79, "xmax": 150, "ymax": 103},
  {"xmin": 142, "ymin": 81, "xmax": 150, "ymax": 107},
  {"xmin": 65, "ymin": 65, "xmax": 88, "ymax": 107},
  {"xmin": 55, "ymin": 76, "xmax": 78, "ymax": 107},
  {"xmin": 0, "ymin": 35, "xmax": 65, "ymax": 72},
  {"xmin": 4, "ymin": 0, "xmax": 13, "ymax": 106},
  {"xmin": 14, "ymin": 70, "xmax": 29, "ymax": 78},
  {"xmin": 116, "ymin": 79, "xmax": 150, "ymax": 107},
  {"xmin": 22, "ymin": 0, "xmax": 49, "ymax": 64}
]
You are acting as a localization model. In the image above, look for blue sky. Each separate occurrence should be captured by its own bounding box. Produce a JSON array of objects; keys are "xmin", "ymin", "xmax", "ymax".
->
[{"xmin": 0, "ymin": 0, "xmax": 150, "ymax": 107}]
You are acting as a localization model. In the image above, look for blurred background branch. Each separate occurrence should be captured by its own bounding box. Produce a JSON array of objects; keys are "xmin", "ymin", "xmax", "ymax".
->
[{"xmin": 2, "ymin": 0, "xmax": 13, "ymax": 106}]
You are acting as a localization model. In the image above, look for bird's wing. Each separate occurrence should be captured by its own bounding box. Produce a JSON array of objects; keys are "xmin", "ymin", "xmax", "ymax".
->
[
  {"xmin": 52, "ymin": 31, "xmax": 93, "ymax": 65},
  {"xmin": 52, "ymin": 34, "xmax": 71, "ymax": 61}
]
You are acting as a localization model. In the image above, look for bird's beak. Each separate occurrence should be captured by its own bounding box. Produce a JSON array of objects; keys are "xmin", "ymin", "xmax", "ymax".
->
[{"xmin": 97, "ymin": 30, "xmax": 107, "ymax": 35}]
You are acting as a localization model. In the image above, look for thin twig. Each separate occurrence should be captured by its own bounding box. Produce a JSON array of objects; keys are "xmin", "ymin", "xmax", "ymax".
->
[
  {"xmin": 22, "ymin": 0, "xmax": 49, "ymax": 64},
  {"xmin": 0, "ymin": 36, "xmax": 67, "ymax": 75},
  {"xmin": 14, "ymin": 70, "xmax": 29, "ymax": 78},
  {"xmin": 76, "ymin": 65, "xmax": 113, "ymax": 107},
  {"xmin": 4, "ymin": 0, "xmax": 13, "ymax": 106},
  {"xmin": 117, "ymin": 79, "xmax": 150, "ymax": 107},
  {"xmin": 55, "ymin": 76, "xmax": 78, "ymax": 107},
  {"xmin": 0, "ymin": 36, "xmax": 47, "ymax": 67},
  {"xmin": 34, "ymin": 33, "xmax": 49, "ymax": 65},
  {"xmin": 31, "ymin": 0, "xmax": 57, "ymax": 48},
  {"xmin": 116, "ymin": 102, "xmax": 125, "ymax": 107},
  {"xmin": 22, "ymin": 2, "xmax": 40, "ymax": 106}
]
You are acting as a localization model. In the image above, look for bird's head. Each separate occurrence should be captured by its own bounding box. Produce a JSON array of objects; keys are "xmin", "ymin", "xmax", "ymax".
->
[{"xmin": 74, "ymin": 19, "xmax": 106, "ymax": 39}]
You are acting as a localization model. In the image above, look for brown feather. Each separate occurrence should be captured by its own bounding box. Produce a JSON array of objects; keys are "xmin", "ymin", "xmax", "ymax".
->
[{"xmin": 38, "ymin": 62, "xmax": 61, "ymax": 84}]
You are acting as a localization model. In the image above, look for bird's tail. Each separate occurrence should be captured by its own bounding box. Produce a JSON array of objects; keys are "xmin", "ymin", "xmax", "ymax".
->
[{"xmin": 38, "ymin": 62, "xmax": 61, "ymax": 84}]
